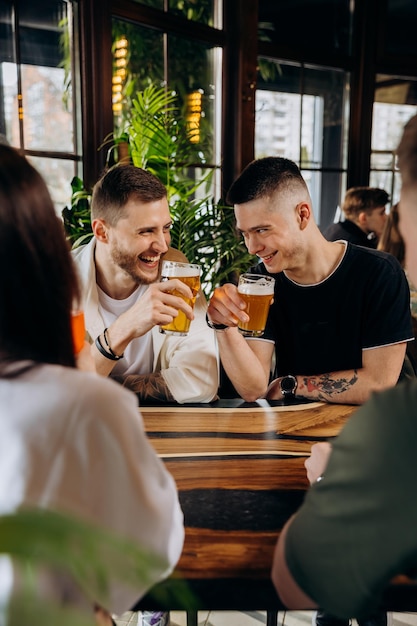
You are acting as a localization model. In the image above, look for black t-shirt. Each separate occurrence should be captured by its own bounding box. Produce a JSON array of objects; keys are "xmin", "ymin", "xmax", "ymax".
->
[
  {"xmin": 323, "ymin": 219, "xmax": 378, "ymax": 248},
  {"xmin": 249, "ymin": 243, "xmax": 413, "ymax": 377}
]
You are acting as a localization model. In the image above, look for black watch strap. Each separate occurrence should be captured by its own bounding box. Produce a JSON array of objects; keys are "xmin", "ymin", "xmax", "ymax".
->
[
  {"xmin": 205, "ymin": 313, "xmax": 229, "ymax": 331},
  {"xmin": 280, "ymin": 374, "xmax": 298, "ymax": 396}
]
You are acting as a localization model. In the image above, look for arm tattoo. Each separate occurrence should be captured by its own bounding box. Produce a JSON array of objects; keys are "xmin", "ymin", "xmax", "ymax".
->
[
  {"xmin": 114, "ymin": 372, "xmax": 175, "ymax": 403},
  {"xmin": 300, "ymin": 370, "xmax": 359, "ymax": 401}
]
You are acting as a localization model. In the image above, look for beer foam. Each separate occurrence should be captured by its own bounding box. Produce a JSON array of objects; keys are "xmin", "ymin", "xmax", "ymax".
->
[
  {"xmin": 161, "ymin": 263, "xmax": 200, "ymax": 278},
  {"xmin": 238, "ymin": 283, "xmax": 274, "ymax": 295}
]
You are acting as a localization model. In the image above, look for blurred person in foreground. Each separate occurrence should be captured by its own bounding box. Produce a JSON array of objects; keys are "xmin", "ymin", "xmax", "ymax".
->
[
  {"xmin": 0, "ymin": 145, "xmax": 184, "ymax": 621},
  {"xmin": 378, "ymin": 202, "xmax": 417, "ymax": 372},
  {"xmin": 271, "ymin": 114, "xmax": 417, "ymax": 620},
  {"xmin": 323, "ymin": 186, "xmax": 389, "ymax": 248},
  {"xmin": 72, "ymin": 163, "xmax": 218, "ymax": 405}
]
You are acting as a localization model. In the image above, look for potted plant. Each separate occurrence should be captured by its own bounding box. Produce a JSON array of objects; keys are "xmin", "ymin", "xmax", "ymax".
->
[{"xmin": 62, "ymin": 84, "xmax": 256, "ymax": 297}]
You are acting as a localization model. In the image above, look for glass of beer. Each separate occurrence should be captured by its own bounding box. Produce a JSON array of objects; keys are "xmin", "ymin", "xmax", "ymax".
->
[
  {"xmin": 159, "ymin": 261, "xmax": 201, "ymax": 336},
  {"xmin": 237, "ymin": 273, "xmax": 275, "ymax": 337},
  {"xmin": 71, "ymin": 309, "xmax": 86, "ymax": 354}
]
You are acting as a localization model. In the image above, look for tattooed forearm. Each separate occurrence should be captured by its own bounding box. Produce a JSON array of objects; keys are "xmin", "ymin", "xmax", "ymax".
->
[
  {"xmin": 114, "ymin": 372, "xmax": 175, "ymax": 403},
  {"xmin": 299, "ymin": 370, "xmax": 359, "ymax": 401}
]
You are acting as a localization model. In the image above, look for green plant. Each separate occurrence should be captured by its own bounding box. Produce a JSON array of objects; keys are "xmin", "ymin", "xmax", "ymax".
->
[
  {"xmin": 0, "ymin": 508, "xmax": 196, "ymax": 625},
  {"xmin": 126, "ymin": 84, "xmax": 256, "ymax": 296},
  {"xmin": 62, "ymin": 84, "xmax": 256, "ymax": 296},
  {"xmin": 61, "ymin": 176, "xmax": 93, "ymax": 249}
]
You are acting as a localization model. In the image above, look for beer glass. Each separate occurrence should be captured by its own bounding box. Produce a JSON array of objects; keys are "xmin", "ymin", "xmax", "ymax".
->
[
  {"xmin": 237, "ymin": 273, "xmax": 275, "ymax": 337},
  {"xmin": 159, "ymin": 261, "xmax": 201, "ymax": 336},
  {"xmin": 71, "ymin": 309, "xmax": 86, "ymax": 354}
]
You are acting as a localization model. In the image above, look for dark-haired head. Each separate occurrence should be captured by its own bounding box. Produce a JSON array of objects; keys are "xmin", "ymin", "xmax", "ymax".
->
[
  {"xmin": 91, "ymin": 164, "xmax": 167, "ymax": 225},
  {"xmin": 342, "ymin": 187, "xmax": 390, "ymax": 219},
  {"xmin": 0, "ymin": 146, "xmax": 80, "ymax": 374},
  {"xmin": 226, "ymin": 157, "xmax": 308, "ymax": 206}
]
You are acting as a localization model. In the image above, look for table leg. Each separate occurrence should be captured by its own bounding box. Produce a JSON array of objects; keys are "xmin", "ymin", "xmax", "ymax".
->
[
  {"xmin": 186, "ymin": 611, "xmax": 198, "ymax": 626},
  {"xmin": 266, "ymin": 610, "xmax": 278, "ymax": 626}
]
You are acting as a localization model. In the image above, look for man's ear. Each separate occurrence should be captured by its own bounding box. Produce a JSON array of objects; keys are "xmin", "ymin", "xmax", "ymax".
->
[
  {"xmin": 92, "ymin": 219, "xmax": 109, "ymax": 243},
  {"xmin": 357, "ymin": 211, "xmax": 368, "ymax": 228},
  {"xmin": 296, "ymin": 202, "xmax": 311, "ymax": 230}
]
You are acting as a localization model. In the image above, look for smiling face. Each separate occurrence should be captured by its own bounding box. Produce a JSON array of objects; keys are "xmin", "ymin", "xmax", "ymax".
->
[
  {"xmin": 235, "ymin": 191, "xmax": 308, "ymax": 274},
  {"xmin": 105, "ymin": 196, "xmax": 172, "ymax": 285}
]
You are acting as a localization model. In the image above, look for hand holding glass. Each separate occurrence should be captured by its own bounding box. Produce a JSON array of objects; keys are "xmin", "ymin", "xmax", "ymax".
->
[
  {"xmin": 159, "ymin": 261, "xmax": 201, "ymax": 336},
  {"xmin": 237, "ymin": 273, "xmax": 275, "ymax": 337}
]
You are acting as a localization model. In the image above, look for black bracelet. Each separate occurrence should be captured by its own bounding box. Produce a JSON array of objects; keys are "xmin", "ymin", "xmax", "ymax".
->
[
  {"xmin": 205, "ymin": 312, "xmax": 229, "ymax": 331},
  {"xmin": 95, "ymin": 334, "xmax": 123, "ymax": 361},
  {"xmin": 103, "ymin": 327, "xmax": 124, "ymax": 359}
]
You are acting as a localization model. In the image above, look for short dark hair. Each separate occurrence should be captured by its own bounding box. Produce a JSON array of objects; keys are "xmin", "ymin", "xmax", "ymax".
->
[
  {"xmin": 342, "ymin": 187, "xmax": 389, "ymax": 219},
  {"xmin": 0, "ymin": 145, "xmax": 80, "ymax": 373},
  {"xmin": 91, "ymin": 164, "xmax": 167, "ymax": 225},
  {"xmin": 226, "ymin": 157, "xmax": 308, "ymax": 205}
]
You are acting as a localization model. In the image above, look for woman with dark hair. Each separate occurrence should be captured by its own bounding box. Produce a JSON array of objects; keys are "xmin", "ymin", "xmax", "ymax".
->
[
  {"xmin": 0, "ymin": 145, "xmax": 81, "ymax": 371},
  {"xmin": 0, "ymin": 146, "xmax": 184, "ymax": 621}
]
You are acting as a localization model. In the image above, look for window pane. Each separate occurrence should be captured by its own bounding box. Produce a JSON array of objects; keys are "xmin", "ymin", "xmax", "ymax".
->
[
  {"xmin": 111, "ymin": 21, "xmax": 222, "ymax": 197},
  {"xmin": 1, "ymin": 0, "xmax": 80, "ymax": 212},
  {"xmin": 168, "ymin": 34, "xmax": 221, "ymax": 168},
  {"xmin": 130, "ymin": 0, "xmax": 220, "ymax": 27},
  {"xmin": 19, "ymin": 0, "xmax": 74, "ymax": 152},
  {"xmin": 1, "ymin": 62, "xmax": 18, "ymax": 145},
  {"xmin": 112, "ymin": 19, "xmax": 164, "ymax": 133},
  {"xmin": 168, "ymin": 0, "xmax": 218, "ymax": 27},
  {"xmin": 21, "ymin": 65, "xmax": 74, "ymax": 152},
  {"xmin": 0, "ymin": 2, "xmax": 17, "ymax": 143},
  {"xmin": 371, "ymin": 74, "xmax": 417, "ymax": 203},
  {"xmin": 385, "ymin": 0, "xmax": 417, "ymax": 57},
  {"xmin": 28, "ymin": 155, "xmax": 76, "ymax": 214},
  {"xmin": 258, "ymin": 0, "xmax": 352, "ymax": 57},
  {"xmin": 302, "ymin": 65, "xmax": 349, "ymax": 171},
  {"xmin": 130, "ymin": 0, "xmax": 163, "ymax": 9},
  {"xmin": 255, "ymin": 60, "xmax": 349, "ymax": 230}
]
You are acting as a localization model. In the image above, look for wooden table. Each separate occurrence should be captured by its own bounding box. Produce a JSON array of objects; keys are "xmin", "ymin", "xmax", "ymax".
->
[{"xmin": 133, "ymin": 398, "xmax": 417, "ymax": 618}]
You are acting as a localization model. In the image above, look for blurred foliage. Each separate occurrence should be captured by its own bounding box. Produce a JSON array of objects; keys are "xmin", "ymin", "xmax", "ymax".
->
[
  {"xmin": 0, "ymin": 508, "xmax": 196, "ymax": 625},
  {"xmin": 61, "ymin": 176, "xmax": 93, "ymax": 249}
]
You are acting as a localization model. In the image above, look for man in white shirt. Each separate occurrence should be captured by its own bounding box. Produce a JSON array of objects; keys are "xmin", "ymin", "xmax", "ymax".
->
[{"xmin": 73, "ymin": 164, "xmax": 218, "ymax": 404}]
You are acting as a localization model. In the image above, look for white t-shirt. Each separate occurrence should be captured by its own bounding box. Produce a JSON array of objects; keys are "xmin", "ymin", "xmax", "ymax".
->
[
  {"xmin": 0, "ymin": 363, "xmax": 184, "ymax": 617},
  {"xmin": 98, "ymin": 284, "xmax": 153, "ymax": 376}
]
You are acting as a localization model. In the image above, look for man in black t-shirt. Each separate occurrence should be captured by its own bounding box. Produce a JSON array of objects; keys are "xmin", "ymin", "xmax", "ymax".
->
[
  {"xmin": 323, "ymin": 186, "xmax": 389, "ymax": 248},
  {"xmin": 207, "ymin": 157, "xmax": 413, "ymax": 406}
]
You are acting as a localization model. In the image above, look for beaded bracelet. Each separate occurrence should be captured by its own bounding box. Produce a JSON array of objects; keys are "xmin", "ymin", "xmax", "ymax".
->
[
  {"xmin": 103, "ymin": 327, "xmax": 124, "ymax": 359},
  {"xmin": 95, "ymin": 333, "xmax": 123, "ymax": 361}
]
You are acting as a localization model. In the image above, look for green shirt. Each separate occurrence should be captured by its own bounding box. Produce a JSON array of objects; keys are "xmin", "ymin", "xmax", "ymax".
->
[{"xmin": 285, "ymin": 381, "xmax": 417, "ymax": 619}]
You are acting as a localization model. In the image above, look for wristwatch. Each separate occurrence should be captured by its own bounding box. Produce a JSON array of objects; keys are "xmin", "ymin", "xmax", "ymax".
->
[
  {"xmin": 205, "ymin": 312, "xmax": 229, "ymax": 332},
  {"xmin": 280, "ymin": 374, "xmax": 298, "ymax": 397}
]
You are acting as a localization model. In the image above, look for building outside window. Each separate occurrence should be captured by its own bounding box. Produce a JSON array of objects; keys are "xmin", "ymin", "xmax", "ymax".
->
[
  {"xmin": 255, "ymin": 59, "xmax": 349, "ymax": 230},
  {"xmin": 370, "ymin": 75, "xmax": 417, "ymax": 204},
  {"xmin": 0, "ymin": 0, "xmax": 80, "ymax": 212}
]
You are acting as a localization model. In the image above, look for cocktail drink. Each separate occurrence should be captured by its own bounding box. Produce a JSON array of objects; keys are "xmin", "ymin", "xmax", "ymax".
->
[
  {"xmin": 71, "ymin": 309, "xmax": 86, "ymax": 354},
  {"xmin": 159, "ymin": 261, "xmax": 201, "ymax": 336},
  {"xmin": 237, "ymin": 273, "xmax": 275, "ymax": 337}
]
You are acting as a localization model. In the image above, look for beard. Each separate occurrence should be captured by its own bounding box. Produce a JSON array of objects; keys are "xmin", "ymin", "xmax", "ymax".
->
[{"xmin": 110, "ymin": 242, "xmax": 162, "ymax": 285}]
